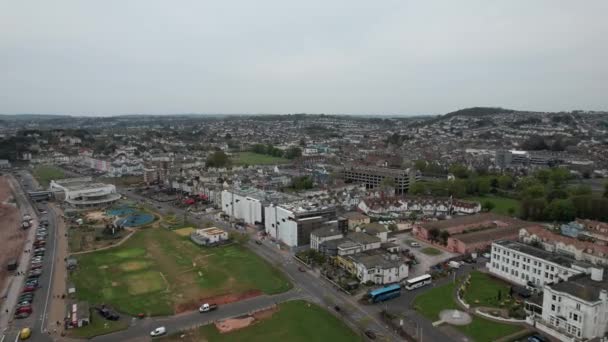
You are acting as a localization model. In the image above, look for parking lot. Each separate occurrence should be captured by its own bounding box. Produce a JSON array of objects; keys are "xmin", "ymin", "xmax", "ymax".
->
[{"xmin": 393, "ymin": 232, "xmax": 457, "ymax": 277}]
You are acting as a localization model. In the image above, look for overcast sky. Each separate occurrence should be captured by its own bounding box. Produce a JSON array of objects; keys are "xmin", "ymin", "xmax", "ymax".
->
[{"xmin": 1, "ymin": 1, "xmax": 607, "ymax": 116}]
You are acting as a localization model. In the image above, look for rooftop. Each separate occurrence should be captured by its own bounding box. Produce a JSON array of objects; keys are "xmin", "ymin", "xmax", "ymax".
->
[
  {"xmin": 454, "ymin": 226, "xmax": 520, "ymax": 243},
  {"xmin": 342, "ymin": 211, "xmax": 369, "ymax": 221},
  {"xmin": 349, "ymin": 251, "xmax": 403, "ymax": 269},
  {"xmin": 311, "ymin": 226, "xmax": 343, "ymax": 238},
  {"xmin": 347, "ymin": 232, "xmax": 381, "ymax": 245},
  {"xmin": 549, "ymin": 272, "xmax": 608, "ymax": 302},
  {"xmin": 495, "ymin": 240, "xmax": 578, "ymax": 268},
  {"xmin": 421, "ymin": 213, "xmax": 520, "ymax": 231}
]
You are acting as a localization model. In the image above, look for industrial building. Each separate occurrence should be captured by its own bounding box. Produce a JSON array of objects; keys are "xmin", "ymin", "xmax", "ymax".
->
[
  {"xmin": 221, "ymin": 188, "xmax": 298, "ymax": 226},
  {"xmin": 264, "ymin": 202, "xmax": 337, "ymax": 247}
]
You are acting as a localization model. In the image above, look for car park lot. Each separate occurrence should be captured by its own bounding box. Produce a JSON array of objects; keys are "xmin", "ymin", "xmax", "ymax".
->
[{"xmin": 393, "ymin": 232, "xmax": 458, "ymax": 277}]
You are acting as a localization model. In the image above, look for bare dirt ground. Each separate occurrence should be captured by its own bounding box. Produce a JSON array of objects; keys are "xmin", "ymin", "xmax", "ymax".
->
[
  {"xmin": 0, "ymin": 175, "xmax": 26, "ymax": 299},
  {"xmin": 215, "ymin": 316, "xmax": 255, "ymax": 333}
]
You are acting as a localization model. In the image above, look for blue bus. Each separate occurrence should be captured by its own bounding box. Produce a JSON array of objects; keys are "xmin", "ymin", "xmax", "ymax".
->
[{"xmin": 368, "ymin": 284, "xmax": 401, "ymax": 303}]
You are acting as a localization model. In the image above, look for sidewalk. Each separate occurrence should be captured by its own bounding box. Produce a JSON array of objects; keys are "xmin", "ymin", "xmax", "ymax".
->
[{"xmin": 45, "ymin": 203, "xmax": 69, "ymax": 336}]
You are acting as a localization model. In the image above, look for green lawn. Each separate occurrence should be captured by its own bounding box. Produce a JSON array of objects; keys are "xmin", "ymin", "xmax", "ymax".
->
[
  {"xmin": 161, "ymin": 300, "xmax": 362, "ymax": 342},
  {"xmin": 466, "ymin": 196, "xmax": 520, "ymax": 216},
  {"xmin": 71, "ymin": 228, "xmax": 291, "ymax": 316},
  {"xmin": 463, "ymin": 271, "xmax": 512, "ymax": 308},
  {"xmin": 420, "ymin": 247, "xmax": 442, "ymax": 256},
  {"xmin": 233, "ymin": 152, "xmax": 290, "ymax": 166},
  {"xmin": 68, "ymin": 311, "xmax": 129, "ymax": 338},
  {"xmin": 414, "ymin": 282, "xmax": 523, "ymax": 342},
  {"xmin": 32, "ymin": 165, "xmax": 65, "ymax": 187}
]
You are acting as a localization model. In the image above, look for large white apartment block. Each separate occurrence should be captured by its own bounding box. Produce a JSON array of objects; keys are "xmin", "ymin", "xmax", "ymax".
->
[
  {"xmin": 264, "ymin": 203, "xmax": 337, "ymax": 247},
  {"xmin": 221, "ymin": 190, "xmax": 265, "ymax": 225},
  {"xmin": 534, "ymin": 268, "xmax": 608, "ymax": 341},
  {"xmin": 488, "ymin": 240, "xmax": 589, "ymax": 288}
]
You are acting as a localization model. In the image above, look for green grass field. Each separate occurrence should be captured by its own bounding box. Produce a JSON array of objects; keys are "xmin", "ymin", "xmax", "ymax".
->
[
  {"xmin": 463, "ymin": 271, "xmax": 512, "ymax": 308},
  {"xmin": 414, "ymin": 282, "xmax": 523, "ymax": 342},
  {"xmin": 71, "ymin": 228, "xmax": 291, "ymax": 316},
  {"xmin": 233, "ymin": 152, "xmax": 290, "ymax": 166},
  {"xmin": 161, "ymin": 300, "xmax": 362, "ymax": 342},
  {"xmin": 466, "ymin": 196, "xmax": 520, "ymax": 216},
  {"xmin": 32, "ymin": 165, "xmax": 65, "ymax": 187},
  {"xmin": 420, "ymin": 247, "xmax": 442, "ymax": 256}
]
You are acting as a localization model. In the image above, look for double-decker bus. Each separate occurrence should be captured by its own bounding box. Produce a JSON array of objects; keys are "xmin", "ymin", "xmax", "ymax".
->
[
  {"xmin": 405, "ymin": 274, "xmax": 432, "ymax": 290},
  {"xmin": 368, "ymin": 284, "xmax": 401, "ymax": 303}
]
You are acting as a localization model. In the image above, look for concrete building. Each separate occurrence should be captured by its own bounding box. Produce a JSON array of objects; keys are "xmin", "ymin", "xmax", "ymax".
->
[
  {"xmin": 310, "ymin": 226, "xmax": 344, "ymax": 251},
  {"xmin": 50, "ymin": 177, "xmax": 121, "ymax": 208},
  {"xmin": 488, "ymin": 240, "xmax": 591, "ymax": 288},
  {"xmin": 349, "ymin": 251, "xmax": 409, "ymax": 285},
  {"xmin": 520, "ymin": 226, "xmax": 608, "ymax": 266},
  {"xmin": 534, "ymin": 269, "xmax": 608, "ymax": 341},
  {"xmin": 0, "ymin": 159, "xmax": 11, "ymax": 169},
  {"xmin": 342, "ymin": 164, "xmax": 420, "ymax": 195},
  {"xmin": 341, "ymin": 211, "xmax": 371, "ymax": 230},
  {"xmin": 190, "ymin": 227, "xmax": 229, "ymax": 246},
  {"xmin": 221, "ymin": 188, "xmax": 297, "ymax": 226},
  {"xmin": 264, "ymin": 203, "xmax": 337, "ymax": 247}
]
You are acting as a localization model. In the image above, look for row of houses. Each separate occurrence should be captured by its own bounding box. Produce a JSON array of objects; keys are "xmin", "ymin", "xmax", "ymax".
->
[{"xmin": 358, "ymin": 196, "xmax": 481, "ymax": 217}]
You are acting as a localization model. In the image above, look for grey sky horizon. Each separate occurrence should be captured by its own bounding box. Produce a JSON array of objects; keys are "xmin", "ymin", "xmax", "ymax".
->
[{"xmin": 1, "ymin": 1, "xmax": 607, "ymax": 116}]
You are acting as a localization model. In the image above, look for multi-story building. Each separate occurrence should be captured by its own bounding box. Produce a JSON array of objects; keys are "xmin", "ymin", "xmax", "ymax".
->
[
  {"xmin": 264, "ymin": 203, "xmax": 337, "ymax": 247},
  {"xmin": 341, "ymin": 164, "xmax": 420, "ymax": 195},
  {"xmin": 349, "ymin": 251, "xmax": 408, "ymax": 285},
  {"xmin": 341, "ymin": 211, "xmax": 371, "ymax": 230},
  {"xmin": 533, "ymin": 268, "xmax": 608, "ymax": 342},
  {"xmin": 50, "ymin": 177, "xmax": 121, "ymax": 208},
  {"xmin": 487, "ymin": 240, "xmax": 591, "ymax": 288},
  {"xmin": 221, "ymin": 188, "xmax": 297, "ymax": 226}
]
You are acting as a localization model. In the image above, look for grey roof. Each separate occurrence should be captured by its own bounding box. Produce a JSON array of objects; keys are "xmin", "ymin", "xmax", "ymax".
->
[
  {"xmin": 495, "ymin": 240, "xmax": 578, "ymax": 268},
  {"xmin": 347, "ymin": 232, "xmax": 381, "ymax": 245},
  {"xmin": 311, "ymin": 226, "xmax": 343, "ymax": 238},
  {"xmin": 349, "ymin": 252, "xmax": 403, "ymax": 269},
  {"xmin": 549, "ymin": 272, "xmax": 608, "ymax": 302},
  {"xmin": 362, "ymin": 223, "xmax": 388, "ymax": 234}
]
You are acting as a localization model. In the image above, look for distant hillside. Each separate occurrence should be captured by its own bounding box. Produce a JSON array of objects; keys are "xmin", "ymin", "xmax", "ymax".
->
[{"xmin": 443, "ymin": 107, "xmax": 516, "ymax": 118}]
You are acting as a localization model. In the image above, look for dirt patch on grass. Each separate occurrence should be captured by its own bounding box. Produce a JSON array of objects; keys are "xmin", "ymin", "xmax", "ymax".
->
[
  {"xmin": 120, "ymin": 261, "xmax": 150, "ymax": 272},
  {"xmin": 126, "ymin": 271, "xmax": 165, "ymax": 295},
  {"xmin": 0, "ymin": 176, "xmax": 25, "ymax": 298},
  {"xmin": 173, "ymin": 227, "xmax": 195, "ymax": 237},
  {"xmin": 85, "ymin": 210, "xmax": 106, "ymax": 221},
  {"xmin": 174, "ymin": 289, "xmax": 263, "ymax": 314},
  {"xmin": 215, "ymin": 316, "xmax": 255, "ymax": 333},
  {"xmin": 252, "ymin": 305, "xmax": 279, "ymax": 320}
]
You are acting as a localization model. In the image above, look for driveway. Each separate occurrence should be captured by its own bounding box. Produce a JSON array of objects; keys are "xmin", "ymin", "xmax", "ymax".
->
[{"xmin": 393, "ymin": 232, "xmax": 458, "ymax": 277}]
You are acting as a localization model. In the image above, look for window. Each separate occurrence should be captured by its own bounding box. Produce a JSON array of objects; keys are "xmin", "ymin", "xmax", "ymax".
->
[
  {"xmin": 551, "ymin": 304, "xmax": 555, "ymax": 311},
  {"xmin": 572, "ymin": 313, "xmax": 578, "ymax": 322},
  {"xmin": 576, "ymin": 303, "xmax": 581, "ymax": 310},
  {"xmin": 552, "ymin": 295, "xmax": 556, "ymax": 301}
]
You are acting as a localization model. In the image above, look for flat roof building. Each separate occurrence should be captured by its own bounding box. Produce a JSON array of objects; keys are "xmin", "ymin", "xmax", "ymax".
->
[
  {"xmin": 341, "ymin": 164, "xmax": 420, "ymax": 195},
  {"xmin": 50, "ymin": 177, "xmax": 120, "ymax": 208}
]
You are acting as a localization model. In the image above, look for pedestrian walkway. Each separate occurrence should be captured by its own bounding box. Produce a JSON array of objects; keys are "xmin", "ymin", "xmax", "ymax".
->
[{"xmin": 45, "ymin": 203, "xmax": 69, "ymax": 336}]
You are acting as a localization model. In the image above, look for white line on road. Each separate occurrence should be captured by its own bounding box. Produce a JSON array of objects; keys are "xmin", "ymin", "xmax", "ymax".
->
[{"xmin": 40, "ymin": 206, "xmax": 58, "ymax": 334}]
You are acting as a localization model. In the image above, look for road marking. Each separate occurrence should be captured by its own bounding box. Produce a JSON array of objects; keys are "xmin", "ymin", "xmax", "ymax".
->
[{"xmin": 40, "ymin": 206, "xmax": 58, "ymax": 334}]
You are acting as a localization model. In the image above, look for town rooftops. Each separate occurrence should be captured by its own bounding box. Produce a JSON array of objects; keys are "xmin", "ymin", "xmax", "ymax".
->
[
  {"xmin": 361, "ymin": 223, "xmax": 389, "ymax": 234},
  {"xmin": 342, "ymin": 164, "xmax": 412, "ymax": 177},
  {"xmin": 349, "ymin": 251, "xmax": 402, "ymax": 269},
  {"xmin": 549, "ymin": 271, "xmax": 608, "ymax": 302},
  {"xmin": 347, "ymin": 232, "xmax": 381, "ymax": 245},
  {"xmin": 311, "ymin": 226, "xmax": 343, "ymax": 238},
  {"xmin": 196, "ymin": 227, "xmax": 226, "ymax": 236},
  {"xmin": 494, "ymin": 240, "xmax": 579, "ymax": 268},
  {"xmin": 421, "ymin": 213, "xmax": 519, "ymax": 231},
  {"xmin": 342, "ymin": 211, "xmax": 369, "ymax": 221},
  {"xmin": 454, "ymin": 225, "xmax": 521, "ymax": 243}
]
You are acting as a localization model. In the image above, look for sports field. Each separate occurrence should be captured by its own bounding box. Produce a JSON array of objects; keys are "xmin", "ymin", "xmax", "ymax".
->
[
  {"xmin": 161, "ymin": 300, "xmax": 362, "ymax": 342},
  {"xmin": 466, "ymin": 196, "xmax": 521, "ymax": 216},
  {"xmin": 32, "ymin": 165, "xmax": 65, "ymax": 187},
  {"xmin": 71, "ymin": 228, "xmax": 291, "ymax": 316},
  {"xmin": 232, "ymin": 152, "xmax": 290, "ymax": 166}
]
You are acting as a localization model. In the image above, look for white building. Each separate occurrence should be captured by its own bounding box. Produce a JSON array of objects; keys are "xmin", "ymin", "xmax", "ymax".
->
[
  {"xmin": 221, "ymin": 188, "xmax": 298, "ymax": 226},
  {"xmin": 310, "ymin": 226, "xmax": 343, "ymax": 251},
  {"xmin": 349, "ymin": 252, "xmax": 408, "ymax": 285},
  {"xmin": 488, "ymin": 240, "xmax": 589, "ymax": 289},
  {"xmin": 190, "ymin": 227, "xmax": 229, "ymax": 246},
  {"xmin": 534, "ymin": 268, "xmax": 608, "ymax": 341},
  {"xmin": 50, "ymin": 177, "xmax": 121, "ymax": 208},
  {"xmin": 264, "ymin": 203, "xmax": 336, "ymax": 247}
]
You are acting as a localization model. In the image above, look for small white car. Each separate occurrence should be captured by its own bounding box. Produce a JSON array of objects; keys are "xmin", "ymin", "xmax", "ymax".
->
[
  {"xmin": 482, "ymin": 253, "xmax": 491, "ymax": 259},
  {"xmin": 410, "ymin": 242, "xmax": 421, "ymax": 248},
  {"xmin": 150, "ymin": 326, "xmax": 166, "ymax": 337}
]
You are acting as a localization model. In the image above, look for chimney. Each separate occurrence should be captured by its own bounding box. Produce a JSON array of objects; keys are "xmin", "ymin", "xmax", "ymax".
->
[{"xmin": 590, "ymin": 267, "xmax": 604, "ymax": 282}]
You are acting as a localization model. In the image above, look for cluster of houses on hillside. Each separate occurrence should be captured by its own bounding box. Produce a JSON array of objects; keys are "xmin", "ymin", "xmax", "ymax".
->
[{"xmin": 357, "ymin": 196, "xmax": 481, "ymax": 218}]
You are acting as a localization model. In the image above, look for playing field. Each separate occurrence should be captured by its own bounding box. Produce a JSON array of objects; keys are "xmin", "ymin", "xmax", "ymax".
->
[
  {"xmin": 161, "ymin": 300, "xmax": 362, "ymax": 342},
  {"xmin": 233, "ymin": 152, "xmax": 290, "ymax": 166},
  {"xmin": 32, "ymin": 165, "xmax": 65, "ymax": 187},
  {"xmin": 466, "ymin": 196, "xmax": 521, "ymax": 216},
  {"xmin": 71, "ymin": 228, "xmax": 291, "ymax": 316}
]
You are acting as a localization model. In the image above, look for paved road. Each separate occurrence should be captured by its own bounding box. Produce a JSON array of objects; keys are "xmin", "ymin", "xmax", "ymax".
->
[
  {"xmin": 92, "ymin": 290, "xmax": 305, "ymax": 342},
  {"xmin": 1, "ymin": 171, "xmax": 56, "ymax": 342}
]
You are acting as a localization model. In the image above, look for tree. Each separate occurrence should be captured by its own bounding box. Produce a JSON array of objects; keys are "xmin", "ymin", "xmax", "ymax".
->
[
  {"xmin": 206, "ymin": 151, "xmax": 230, "ymax": 168},
  {"xmin": 534, "ymin": 169, "xmax": 551, "ymax": 184},
  {"xmin": 299, "ymin": 138, "xmax": 306, "ymax": 147},
  {"xmin": 569, "ymin": 185, "xmax": 592, "ymax": 197},
  {"xmin": 605, "ymin": 182, "xmax": 608, "ymax": 198},
  {"xmin": 428, "ymin": 228, "xmax": 440, "ymax": 242},
  {"xmin": 497, "ymin": 175, "xmax": 514, "ymax": 190},
  {"xmin": 409, "ymin": 182, "xmax": 427, "ymax": 196},
  {"xmin": 449, "ymin": 164, "xmax": 470, "ymax": 179},
  {"xmin": 388, "ymin": 223, "xmax": 398, "ymax": 232},
  {"xmin": 497, "ymin": 289, "xmax": 502, "ymax": 301},
  {"xmin": 447, "ymin": 179, "xmax": 467, "ymax": 198},
  {"xmin": 520, "ymin": 198, "xmax": 547, "ymax": 221},
  {"xmin": 414, "ymin": 160, "xmax": 427, "ymax": 172},
  {"xmin": 284, "ymin": 146, "xmax": 302, "ymax": 159},
  {"xmin": 507, "ymin": 207, "xmax": 516, "ymax": 216},
  {"xmin": 482, "ymin": 201, "xmax": 495, "ymax": 212},
  {"xmin": 225, "ymin": 133, "xmax": 232, "ymax": 139},
  {"xmin": 549, "ymin": 168, "xmax": 571, "ymax": 188},
  {"xmin": 522, "ymin": 135, "xmax": 548, "ymax": 150},
  {"xmin": 476, "ymin": 177, "xmax": 492, "ymax": 195},
  {"xmin": 439, "ymin": 231, "xmax": 450, "ymax": 245},
  {"xmin": 544, "ymin": 199, "xmax": 576, "ymax": 222},
  {"xmin": 290, "ymin": 176, "xmax": 314, "ymax": 190},
  {"xmin": 522, "ymin": 184, "xmax": 546, "ymax": 199}
]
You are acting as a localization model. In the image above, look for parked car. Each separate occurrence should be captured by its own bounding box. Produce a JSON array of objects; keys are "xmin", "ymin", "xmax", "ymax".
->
[
  {"xmin": 14, "ymin": 312, "xmax": 31, "ymax": 319},
  {"xmin": 97, "ymin": 306, "xmax": 120, "ymax": 320},
  {"xmin": 15, "ymin": 306, "xmax": 32, "ymax": 314},
  {"xmin": 528, "ymin": 335, "xmax": 549, "ymax": 342},
  {"xmin": 150, "ymin": 326, "xmax": 166, "ymax": 337},
  {"xmin": 16, "ymin": 301, "xmax": 32, "ymax": 308},
  {"xmin": 482, "ymin": 253, "xmax": 491, "ymax": 259},
  {"xmin": 409, "ymin": 242, "xmax": 421, "ymax": 248},
  {"xmin": 199, "ymin": 303, "xmax": 218, "ymax": 313},
  {"xmin": 255, "ymin": 240, "xmax": 262, "ymax": 245}
]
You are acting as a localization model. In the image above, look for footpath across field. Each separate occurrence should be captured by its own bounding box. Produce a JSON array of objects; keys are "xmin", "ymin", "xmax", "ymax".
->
[{"xmin": 70, "ymin": 227, "xmax": 291, "ymax": 316}]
